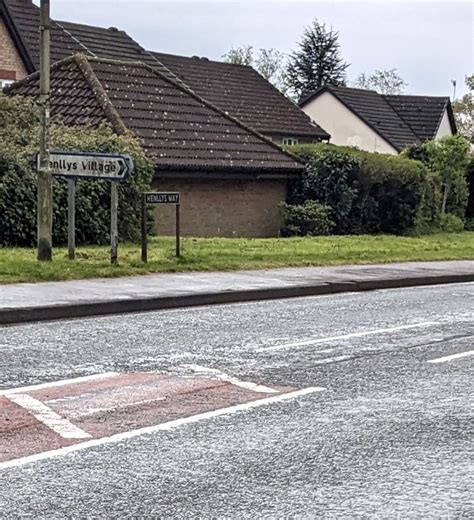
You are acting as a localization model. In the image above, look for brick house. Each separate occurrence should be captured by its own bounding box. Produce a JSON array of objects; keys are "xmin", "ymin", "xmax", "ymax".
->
[
  {"xmin": 6, "ymin": 55, "xmax": 305, "ymax": 237},
  {"xmin": 299, "ymin": 85, "xmax": 457, "ymax": 155},
  {"xmin": 0, "ymin": 0, "xmax": 331, "ymax": 237}
]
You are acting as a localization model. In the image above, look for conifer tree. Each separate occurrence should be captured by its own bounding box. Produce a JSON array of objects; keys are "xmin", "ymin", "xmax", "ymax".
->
[{"xmin": 286, "ymin": 19, "xmax": 349, "ymax": 101}]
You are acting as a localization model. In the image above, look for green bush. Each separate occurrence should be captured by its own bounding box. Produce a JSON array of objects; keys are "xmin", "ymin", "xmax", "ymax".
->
[
  {"xmin": 287, "ymin": 147, "xmax": 359, "ymax": 234},
  {"xmin": 280, "ymin": 201, "xmax": 335, "ymax": 237},
  {"xmin": 0, "ymin": 94, "xmax": 154, "ymax": 247},
  {"xmin": 404, "ymin": 136, "xmax": 470, "ymax": 219},
  {"xmin": 439, "ymin": 213, "xmax": 465, "ymax": 233},
  {"xmin": 288, "ymin": 144, "xmax": 439, "ymax": 235},
  {"xmin": 466, "ymin": 158, "xmax": 474, "ymax": 221}
]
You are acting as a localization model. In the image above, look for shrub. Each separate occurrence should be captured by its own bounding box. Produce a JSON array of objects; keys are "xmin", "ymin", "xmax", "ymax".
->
[
  {"xmin": 404, "ymin": 136, "xmax": 470, "ymax": 219},
  {"xmin": 439, "ymin": 213, "xmax": 465, "ymax": 233},
  {"xmin": 466, "ymin": 158, "xmax": 474, "ymax": 221},
  {"xmin": 287, "ymin": 147, "xmax": 359, "ymax": 234},
  {"xmin": 288, "ymin": 144, "xmax": 439, "ymax": 235},
  {"xmin": 0, "ymin": 94, "xmax": 154, "ymax": 247},
  {"xmin": 280, "ymin": 201, "xmax": 335, "ymax": 237}
]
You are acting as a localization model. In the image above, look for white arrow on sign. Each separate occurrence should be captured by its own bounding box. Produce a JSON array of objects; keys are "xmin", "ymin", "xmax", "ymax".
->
[{"xmin": 39, "ymin": 151, "xmax": 134, "ymax": 181}]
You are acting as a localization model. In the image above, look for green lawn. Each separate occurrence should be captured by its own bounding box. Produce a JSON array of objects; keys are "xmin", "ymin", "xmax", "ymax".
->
[{"xmin": 1, "ymin": 233, "xmax": 473, "ymax": 284}]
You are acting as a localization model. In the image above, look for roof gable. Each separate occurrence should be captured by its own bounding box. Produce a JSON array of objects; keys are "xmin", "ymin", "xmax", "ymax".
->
[
  {"xmin": 383, "ymin": 94, "xmax": 456, "ymax": 140},
  {"xmin": 301, "ymin": 85, "xmax": 455, "ymax": 150},
  {"xmin": 6, "ymin": 54, "xmax": 303, "ymax": 174},
  {"xmin": 314, "ymin": 86, "xmax": 420, "ymax": 151},
  {"xmin": 142, "ymin": 52, "xmax": 331, "ymax": 141}
]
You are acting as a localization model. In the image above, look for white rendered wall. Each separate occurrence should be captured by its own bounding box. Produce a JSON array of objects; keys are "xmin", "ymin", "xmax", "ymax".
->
[
  {"xmin": 435, "ymin": 109, "xmax": 454, "ymax": 139},
  {"xmin": 302, "ymin": 91, "xmax": 398, "ymax": 154}
]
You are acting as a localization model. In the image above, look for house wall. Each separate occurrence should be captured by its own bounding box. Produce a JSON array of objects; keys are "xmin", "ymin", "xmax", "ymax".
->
[
  {"xmin": 302, "ymin": 91, "xmax": 398, "ymax": 155},
  {"xmin": 436, "ymin": 109, "xmax": 454, "ymax": 139},
  {"xmin": 150, "ymin": 177, "xmax": 288, "ymax": 237},
  {"xmin": 0, "ymin": 16, "xmax": 28, "ymax": 81}
]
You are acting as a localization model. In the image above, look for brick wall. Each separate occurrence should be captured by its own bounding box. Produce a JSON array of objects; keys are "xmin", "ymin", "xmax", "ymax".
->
[
  {"xmin": 150, "ymin": 178, "xmax": 288, "ymax": 238},
  {"xmin": 0, "ymin": 16, "xmax": 28, "ymax": 80}
]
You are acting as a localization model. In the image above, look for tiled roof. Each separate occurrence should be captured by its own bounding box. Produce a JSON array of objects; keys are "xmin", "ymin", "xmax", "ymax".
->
[
  {"xmin": 6, "ymin": 55, "xmax": 303, "ymax": 174},
  {"xmin": 304, "ymin": 85, "xmax": 420, "ymax": 151},
  {"xmin": 151, "ymin": 52, "xmax": 330, "ymax": 140},
  {"xmin": 1, "ymin": 0, "xmax": 171, "ymax": 72},
  {"xmin": 384, "ymin": 95, "xmax": 454, "ymax": 141},
  {"xmin": 1, "ymin": 0, "xmax": 327, "ymax": 142},
  {"xmin": 300, "ymin": 85, "xmax": 455, "ymax": 151}
]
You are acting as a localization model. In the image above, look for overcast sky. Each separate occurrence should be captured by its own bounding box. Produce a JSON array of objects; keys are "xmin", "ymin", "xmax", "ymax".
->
[{"xmin": 37, "ymin": 1, "xmax": 473, "ymax": 97}]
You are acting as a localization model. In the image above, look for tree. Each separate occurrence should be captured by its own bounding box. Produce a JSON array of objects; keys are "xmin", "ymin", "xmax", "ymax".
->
[
  {"xmin": 353, "ymin": 69, "xmax": 407, "ymax": 94},
  {"xmin": 285, "ymin": 19, "xmax": 349, "ymax": 101},
  {"xmin": 452, "ymin": 74, "xmax": 473, "ymax": 143},
  {"xmin": 222, "ymin": 46, "xmax": 287, "ymax": 93},
  {"xmin": 423, "ymin": 135, "xmax": 470, "ymax": 215},
  {"xmin": 222, "ymin": 46, "xmax": 253, "ymax": 66}
]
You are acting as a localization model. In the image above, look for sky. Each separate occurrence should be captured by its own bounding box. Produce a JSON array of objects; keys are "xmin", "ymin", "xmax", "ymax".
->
[{"xmin": 35, "ymin": 0, "xmax": 473, "ymax": 97}]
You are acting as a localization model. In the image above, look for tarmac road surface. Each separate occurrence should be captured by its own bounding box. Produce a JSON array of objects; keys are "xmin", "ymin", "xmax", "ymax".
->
[{"xmin": 0, "ymin": 283, "xmax": 473, "ymax": 518}]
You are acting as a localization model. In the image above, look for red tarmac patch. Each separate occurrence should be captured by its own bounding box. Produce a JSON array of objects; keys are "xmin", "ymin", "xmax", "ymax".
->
[{"xmin": 0, "ymin": 371, "xmax": 292, "ymax": 464}]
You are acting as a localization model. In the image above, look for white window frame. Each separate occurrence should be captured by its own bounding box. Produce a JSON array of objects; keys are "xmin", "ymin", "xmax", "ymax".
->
[{"xmin": 282, "ymin": 137, "xmax": 299, "ymax": 146}]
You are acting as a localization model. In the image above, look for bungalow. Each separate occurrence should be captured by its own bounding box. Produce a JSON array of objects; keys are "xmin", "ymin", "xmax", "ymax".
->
[
  {"xmin": 299, "ymin": 85, "xmax": 457, "ymax": 155},
  {"xmin": 6, "ymin": 55, "xmax": 304, "ymax": 237},
  {"xmin": 0, "ymin": 0, "xmax": 332, "ymax": 237}
]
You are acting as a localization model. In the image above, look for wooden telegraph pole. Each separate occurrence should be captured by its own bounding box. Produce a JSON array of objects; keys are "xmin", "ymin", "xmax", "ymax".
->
[{"xmin": 37, "ymin": 0, "xmax": 53, "ymax": 261}]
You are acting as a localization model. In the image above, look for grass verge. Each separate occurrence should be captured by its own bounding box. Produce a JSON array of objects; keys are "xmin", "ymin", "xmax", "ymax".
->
[{"xmin": 1, "ymin": 233, "xmax": 473, "ymax": 284}]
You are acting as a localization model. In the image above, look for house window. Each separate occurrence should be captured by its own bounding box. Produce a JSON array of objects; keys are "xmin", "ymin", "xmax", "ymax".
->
[{"xmin": 282, "ymin": 137, "xmax": 299, "ymax": 146}]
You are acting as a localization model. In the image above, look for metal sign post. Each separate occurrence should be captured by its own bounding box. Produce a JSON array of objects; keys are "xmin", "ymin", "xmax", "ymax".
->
[
  {"xmin": 37, "ymin": 0, "xmax": 52, "ymax": 262},
  {"xmin": 141, "ymin": 194, "xmax": 148, "ymax": 263},
  {"xmin": 142, "ymin": 192, "xmax": 181, "ymax": 262},
  {"xmin": 67, "ymin": 178, "xmax": 76, "ymax": 260},
  {"xmin": 110, "ymin": 183, "xmax": 119, "ymax": 265},
  {"xmin": 39, "ymin": 151, "xmax": 134, "ymax": 265}
]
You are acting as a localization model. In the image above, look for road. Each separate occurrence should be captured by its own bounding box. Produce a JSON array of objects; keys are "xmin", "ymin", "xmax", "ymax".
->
[{"xmin": 0, "ymin": 283, "xmax": 473, "ymax": 518}]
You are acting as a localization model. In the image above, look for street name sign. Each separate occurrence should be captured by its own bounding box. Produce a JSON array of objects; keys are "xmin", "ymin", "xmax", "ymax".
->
[
  {"xmin": 145, "ymin": 192, "xmax": 180, "ymax": 204},
  {"xmin": 40, "ymin": 151, "xmax": 134, "ymax": 181},
  {"xmin": 142, "ymin": 192, "xmax": 181, "ymax": 261}
]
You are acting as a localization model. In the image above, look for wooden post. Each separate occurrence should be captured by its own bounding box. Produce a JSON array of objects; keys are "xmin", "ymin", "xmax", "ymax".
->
[
  {"xmin": 110, "ymin": 182, "xmax": 118, "ymax": 265},
  {"xmin": 37, "ymin": 0, "xmax": 52, "ymax": 261},
  {"xmin": 141, "ymin": 194, "xmax": 148, "ymax": 263},
  {"xmin": 67, "ymin": 178, "xmax": 76, "ymax": 260},
  {"xmin": 176, "ymin": 203, "xmax": 181, "ymax": 258}
]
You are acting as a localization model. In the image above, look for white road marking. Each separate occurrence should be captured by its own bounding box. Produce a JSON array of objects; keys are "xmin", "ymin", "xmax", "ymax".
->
[
  {"xmin": 0, "ymin": 372, "xmax": 120, "ymax": 396},
  {"xmin": 311, "ymin": 355, "xmax": 353, "ymax": 365},
  {"xmin": 4, "ymin": 393, "xmax": 92, "ymax": 440},
  {"xmin": 0, "ymin": 386, "xmax": 325, "ymax": 470},
  {"xmin": 427, "ymin": 350, "xmax": 474, "ymax": 364},
  {"xmin": 183, "ymin": 364, "xmax": 278, "ymax": 394},
  {"xmin": 68, "ymin": 398, "xmax": 167, "ymax": 419},
  {"xmin": 256, "ymin": 321, "xmax": 439, "ymax": 353}
]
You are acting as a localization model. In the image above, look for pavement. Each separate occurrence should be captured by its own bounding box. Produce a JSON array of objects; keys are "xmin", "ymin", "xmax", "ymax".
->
[
  {"xmin": 1, "ymin": 283, "xmax": 473, "ymax": 517},
  {"xmin": 1, "ymin": 260, "xmax": 474, "ymax": 325}
]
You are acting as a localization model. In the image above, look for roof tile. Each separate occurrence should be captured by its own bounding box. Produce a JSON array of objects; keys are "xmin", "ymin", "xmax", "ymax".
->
[{"xmin": 6, "ymin": 55, "xmax": 303, "ymax": 174}]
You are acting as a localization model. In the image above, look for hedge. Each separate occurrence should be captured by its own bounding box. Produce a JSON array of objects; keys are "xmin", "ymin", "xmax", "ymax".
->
[
  {"xmin": 286, "ymin": 143, "xmax": 441, "ymax": 236},
  {"xmin": 0, "ymin": 94, "xmax": 154, "ymax": 247}
]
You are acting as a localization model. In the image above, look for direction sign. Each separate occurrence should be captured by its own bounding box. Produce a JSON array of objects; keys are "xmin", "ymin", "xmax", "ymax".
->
[
  {"xmin": 145, "ymin": 192, "xmax": 180, "ymax": 204},
  {"xmin": 40, "ymin": 151, "xmax": 134, "ymax": 181}
]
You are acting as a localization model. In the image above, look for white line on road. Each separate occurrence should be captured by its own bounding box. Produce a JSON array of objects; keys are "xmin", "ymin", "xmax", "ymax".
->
[
  {"xmin": 0, "ymin": 386, "xmax": 325, "ymax": 470},
  {"xmin": 256, "ymin": 321, "xmax": 439, "ymax": 353},
  {"xmin": 184, "ymin": 364, "xmax": 278, "ymax": 393},
  {"xmin": 311, "ymin": 355, "xmax": 353, "ymax": 365},
  {"xmin": 427, "ymin": 350, "xmax": 474, "ymax": 364},
  {"xmin": 4, "ymin": 393, "xmax": 92, "ymax": 440},
  {"xmin": 0, "ymin": 372, "xmax": 120, "ymax": 396}
]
